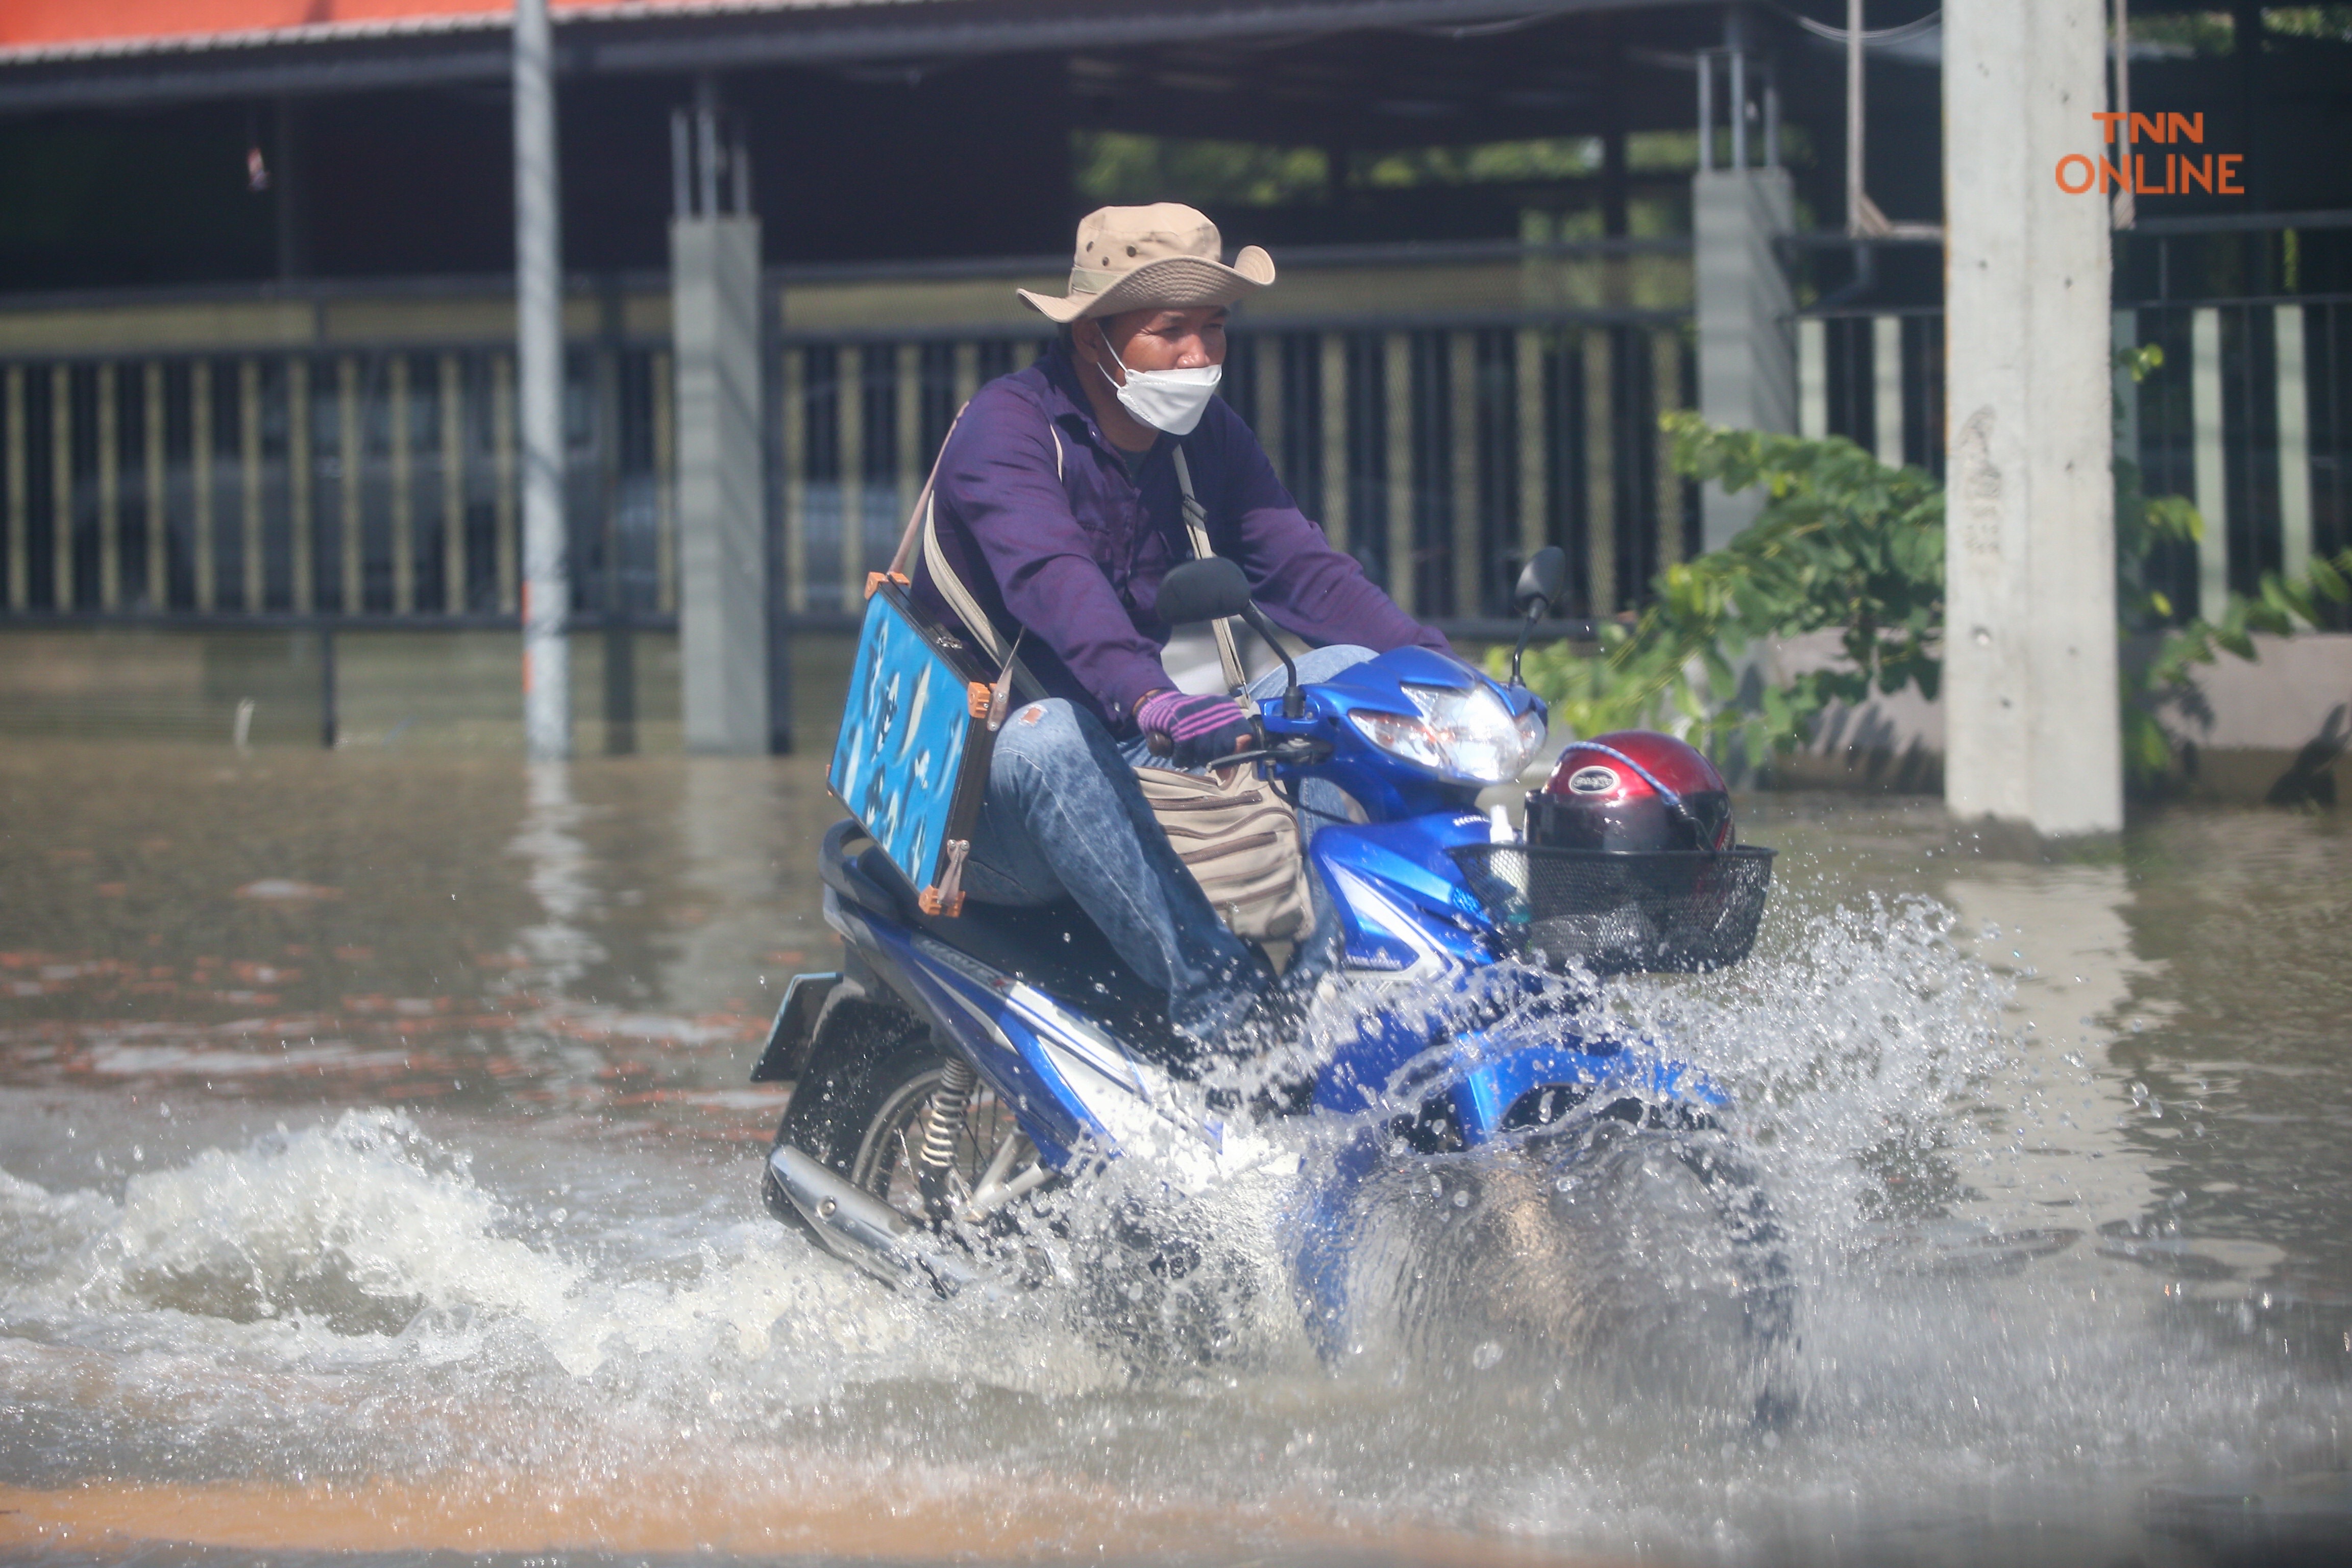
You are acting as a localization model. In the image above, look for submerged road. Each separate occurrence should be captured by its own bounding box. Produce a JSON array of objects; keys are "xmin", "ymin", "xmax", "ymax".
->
[{"xmin": 1, "ymin": 739, "xmax": 2347, "ymax": 1566}]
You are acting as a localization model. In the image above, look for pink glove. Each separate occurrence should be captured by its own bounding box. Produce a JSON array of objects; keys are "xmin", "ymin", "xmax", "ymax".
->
[{"xmin": 1137, "ymin": 689, "xmax": 1256, "ymax": 768}]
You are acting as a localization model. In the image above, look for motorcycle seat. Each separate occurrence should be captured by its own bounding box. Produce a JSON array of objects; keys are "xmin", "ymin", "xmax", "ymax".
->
[{"xmin": 819, "ymin": 818, "xmax": 1187, "ymax": 1061}]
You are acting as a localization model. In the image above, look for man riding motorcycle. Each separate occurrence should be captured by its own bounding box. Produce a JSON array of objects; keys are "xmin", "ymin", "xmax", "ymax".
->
[{"xmin": 909, "ymin": 203, "xmax": 1452, "ymax": 1049}]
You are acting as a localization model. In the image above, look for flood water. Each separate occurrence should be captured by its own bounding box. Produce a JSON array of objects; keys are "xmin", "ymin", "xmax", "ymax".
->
[{"xmin": 2, "ymin": 738, "xmax": 2347, "ymax": 1566}]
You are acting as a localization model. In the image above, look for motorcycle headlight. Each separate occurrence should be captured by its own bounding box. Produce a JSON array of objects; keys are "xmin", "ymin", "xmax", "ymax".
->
[{"xmin": 1350, "ymin": 683, "xmax": 1546, "ymax": 785}]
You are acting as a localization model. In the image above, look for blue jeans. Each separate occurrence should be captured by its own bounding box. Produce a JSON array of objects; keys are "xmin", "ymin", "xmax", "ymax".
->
[{"xmin": 963, "ymin": 645, "xmax": 1375, "ymax": 1042}]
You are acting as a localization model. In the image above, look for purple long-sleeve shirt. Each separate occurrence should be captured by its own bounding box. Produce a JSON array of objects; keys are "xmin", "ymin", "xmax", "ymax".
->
[{"xmin": 911, "ymin": 348, "xmax": 1449, "ymax": 736}]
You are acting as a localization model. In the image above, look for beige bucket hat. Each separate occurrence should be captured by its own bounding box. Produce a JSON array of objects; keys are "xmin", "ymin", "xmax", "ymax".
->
[{"xmin": 1017, "ymin": 203, "xmax": 1275, "ymax": 324}]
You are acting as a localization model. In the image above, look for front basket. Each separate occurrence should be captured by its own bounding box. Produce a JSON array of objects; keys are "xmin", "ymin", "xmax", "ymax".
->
[{"xmin": 1451, "ymin": 843, "xmax": 1776, "ymax": 975}]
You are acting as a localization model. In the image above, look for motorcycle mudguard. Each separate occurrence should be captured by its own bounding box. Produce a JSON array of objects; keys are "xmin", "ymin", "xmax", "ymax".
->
[{"xmin": 749, "ymin": 971, "xmax": 844, "ymax": 1084}]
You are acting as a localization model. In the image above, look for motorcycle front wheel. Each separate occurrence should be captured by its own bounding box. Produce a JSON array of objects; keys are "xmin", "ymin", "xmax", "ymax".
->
[{"xmin": 1297, "ymin": 1104, "xmax": 1796, "ymax": 1422}]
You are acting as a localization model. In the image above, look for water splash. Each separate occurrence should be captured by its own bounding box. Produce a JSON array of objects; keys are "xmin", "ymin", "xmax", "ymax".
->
[{"xmin": 2, "ymin": 889, "xmax": 2343, "ymax": 1560}]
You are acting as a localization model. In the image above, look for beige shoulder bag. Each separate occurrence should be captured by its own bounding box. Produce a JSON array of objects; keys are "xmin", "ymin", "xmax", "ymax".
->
[{"xmin": 1130, "ymin": 449, "xmax": 1316, "ymax": 945}]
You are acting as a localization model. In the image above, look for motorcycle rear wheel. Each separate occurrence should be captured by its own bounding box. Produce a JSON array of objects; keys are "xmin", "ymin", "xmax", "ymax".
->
[{"xmin": 765, "ymin": 1007, "xmax": 1042, "ymax": 1236}]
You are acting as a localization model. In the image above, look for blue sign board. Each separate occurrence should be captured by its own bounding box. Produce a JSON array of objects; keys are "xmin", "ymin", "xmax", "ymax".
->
[{"xmin": 828, "ymin": 584, "xmax": 991, "ymax": 900}]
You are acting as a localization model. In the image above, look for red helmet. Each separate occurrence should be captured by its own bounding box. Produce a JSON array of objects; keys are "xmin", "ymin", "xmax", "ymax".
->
[{"xmin": 1526, "ymin": 731, "xmax": 1735, "ymax": 853}]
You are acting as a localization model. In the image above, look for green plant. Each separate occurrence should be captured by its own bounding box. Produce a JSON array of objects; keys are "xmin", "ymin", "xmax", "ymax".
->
[
  {"xmin": 1505, "ymin": 369, "xmax": 2352, "ymax": 791},
  {"xmin": 2107, "ymin": 343, "xmax": 2350, "ymax": 782},
  {"xmin": 1505, "ymin": 412, "xmax": 1944, "ymax": 767},
  {"xmin": 2127, "ymin": 549, "xmax": 2352, "ymax": 781},
  {"xmin": 2112, "ymin": 346, "xmax": 2204, "ymax": 633}
]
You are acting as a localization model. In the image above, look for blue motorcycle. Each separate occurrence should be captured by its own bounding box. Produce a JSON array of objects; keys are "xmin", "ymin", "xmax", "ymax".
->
[{"xmin": 752, "ymin": 548, "xmax": 1791, "ymax": 1384}]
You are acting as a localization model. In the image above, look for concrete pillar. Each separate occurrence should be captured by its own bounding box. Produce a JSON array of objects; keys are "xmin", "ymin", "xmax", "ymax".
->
[
  {"xmin": 672, "ymin": 214, "xmax": 770, "ymax": 753},
  {"xmin": 513, "ymin": 0, "xmax": 571, "ymax": 760},
  {"xmin": 1943, "ymin": 0, "xmax": 2121, "ymax": 836},
  {"xmin": 595, "ymin": 291, "xmax": 636, "ymax": 756},
  {"xmin": 1694, "ymin": 167, "xmax": 1797, "ymax": 552}
]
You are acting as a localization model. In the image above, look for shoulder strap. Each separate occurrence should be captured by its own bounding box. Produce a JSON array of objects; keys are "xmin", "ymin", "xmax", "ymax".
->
[
  {"xmin": 1170, "ymin": 447, "xmax": 1248, "ymax": 696},
  {"xmin": 887, "ymin": 403, "xmax": 966, "ymax": 580},
  {"xmin": 891, "ymin": 400, "xmax": 1042, "ymax": 703}
]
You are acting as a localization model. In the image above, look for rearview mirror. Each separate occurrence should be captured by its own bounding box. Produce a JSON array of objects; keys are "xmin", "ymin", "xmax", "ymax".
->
[
  {"xmin": 1513, "ymin": 546, "xmax": 1569, "ymax": 617},
  {"xmin": 1155, "ymin": 557, "xmax": 1254, "ymax": 626},
  {"xmin": 1507, "ymin": 545, "xmax": 1570, "ymax": 689},
  {"xmin": 1154, "ymin": 556, "xmax": 1306, "ymax": 718}
]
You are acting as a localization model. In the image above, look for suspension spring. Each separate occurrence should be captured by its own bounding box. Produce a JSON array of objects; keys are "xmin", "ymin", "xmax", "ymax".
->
[{"xmin": 917, "ymin": 1056, "xmax": 977, "ymax": 1178}]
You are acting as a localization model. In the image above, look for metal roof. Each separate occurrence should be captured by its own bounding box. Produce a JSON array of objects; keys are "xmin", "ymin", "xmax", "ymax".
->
[
  {"xmin": 0, "ymin": 3, "xmax": 902, "ymax": 65},
  {"xmin": 0, "ymin": 0, "xmax": 1681, "ymax": 113}
]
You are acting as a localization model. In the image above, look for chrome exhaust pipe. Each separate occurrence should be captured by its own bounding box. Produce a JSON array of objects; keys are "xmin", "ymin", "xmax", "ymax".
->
[{"xmin": 766, "ymin": 1144, "xmax": 973, "ymax": 1296}]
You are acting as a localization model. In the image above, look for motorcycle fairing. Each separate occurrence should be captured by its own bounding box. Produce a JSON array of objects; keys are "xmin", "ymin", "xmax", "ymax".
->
[
  {"xmin": 829, "ymin": 884, "xmax": 1292, "ymax": 1184},
  {"xmin": 1304, "ymin": 813, "xmax": 1492, "ymax": 1115},
  {"xmin": 839, "ymin": 899, "xmax": 1094, "ymax": 1166},
  {"xmin": 809, "ymin": 643, "xmax": 1726, "ymax": 1224},
  {"xmin": 1312, "ymin": 816, "xmax": 1493, "ymax": 961},
  {"xmin": 1255, "ymin": 646, "xmax": 1545, "ymax": 821},
  {"xmin": 1442, "ymin": 1030, "xmax": 1727, "ymax": 1143},
  {"xmin": 833, "ymin": 772, "xmax": 1719, "ymax": 1147}
]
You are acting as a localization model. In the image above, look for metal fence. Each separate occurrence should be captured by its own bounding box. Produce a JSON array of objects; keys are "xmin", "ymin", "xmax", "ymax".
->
[
  {"xmin": 775, "ymin": 323, "xmax": 1695, "ymax": 629},
  {"xmin": 0, "ymin": 252, "xmax": 1698, "ymax": 638},
  {"xmin": 0, "ymin": 341, "xmax": 671, "ymax": 624},
  {"xmin": 1798, "ymin": 297, "xmax": 2352, "ymax": 627},
  {"xmin": 11, "ymin": 228, "xmax": 2350, "ymax": 647},
  {"xmin": 2125, "ymin": 298, "xmax": 2352, "ymax": 622},
  {"xmin": 1797, "ymin": 310, "xmax": 1947, "ymax": 478}
]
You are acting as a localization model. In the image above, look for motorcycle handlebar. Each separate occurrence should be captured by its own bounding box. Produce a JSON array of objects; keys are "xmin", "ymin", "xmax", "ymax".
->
[{"xmin": 1215, "ymin": 736, "xmax": 1335, "ymax": 770}]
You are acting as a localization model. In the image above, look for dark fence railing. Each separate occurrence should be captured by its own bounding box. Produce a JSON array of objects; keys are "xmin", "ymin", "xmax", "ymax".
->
[
  {"xmin": 1797, "ymin": 289, "xmax": 2350, "ymax": 630},
  {"xmin": 0, "ymin": 245, "xmax": 1701, "ymax": 640},
  {"xmin": 773, "ymin": 321, "xmax": 1696, "ymax": 628},
  {"xmin": 0, "ymin": 342, "xmax": 672, "ymax": 625},
  {"xmin": 23, "ymin": 236, "xmax": 2336, "ymax": 647}
]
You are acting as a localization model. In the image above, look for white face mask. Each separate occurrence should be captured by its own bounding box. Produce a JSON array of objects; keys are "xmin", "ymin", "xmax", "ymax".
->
[{"xmin": 1097, "ymin": 335, "xmax": 1222, "ymax": 436}]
